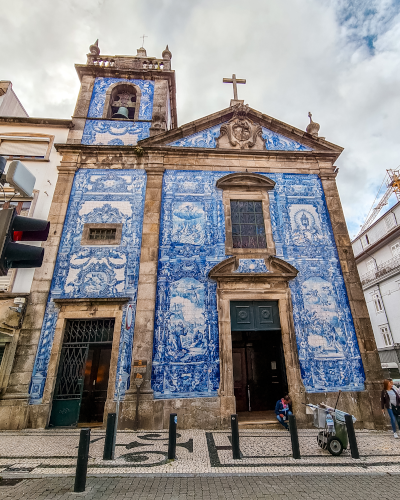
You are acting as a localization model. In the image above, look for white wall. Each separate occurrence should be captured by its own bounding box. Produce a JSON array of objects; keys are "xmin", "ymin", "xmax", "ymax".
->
[{"xmin": 0, "ymin": 123, "xmax": 69, "ymax": 293}]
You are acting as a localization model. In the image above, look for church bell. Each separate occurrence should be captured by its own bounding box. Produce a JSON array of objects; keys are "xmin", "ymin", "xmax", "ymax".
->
[{"xmin": 112, "ymin": 106, "xmax": 129, "ymax": 119}]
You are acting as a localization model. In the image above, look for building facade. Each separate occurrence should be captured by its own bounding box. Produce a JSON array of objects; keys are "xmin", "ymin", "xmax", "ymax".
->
[
  {"xmin": 0, "ymin": 43, "xmax": 384, "ymax": 430},
  {"xmin": 352, "ymin": 201, "xmax": 400, "ymax": 378},
  {"xmin": 0, "ymin": 111, "xmax": 71, "ymax": 411}
]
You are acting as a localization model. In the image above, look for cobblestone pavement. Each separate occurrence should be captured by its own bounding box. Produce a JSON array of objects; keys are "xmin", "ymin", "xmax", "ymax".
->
[
  {"xmin": 0, "ymin": 475, "xmax": 400, "ymax": 499},
  {"xmin": 0, "ymin": 428, "xmax": 399, "ymax": 476}
]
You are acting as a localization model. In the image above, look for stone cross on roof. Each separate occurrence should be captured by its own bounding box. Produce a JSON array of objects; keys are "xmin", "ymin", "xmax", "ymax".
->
[
  {"xmin": 223, "ymin": 74, "xmax": 246, "ymax": 101},
  {"xmin": 140, "ymin": 34, "xmax": 148, "ymax": 48}
]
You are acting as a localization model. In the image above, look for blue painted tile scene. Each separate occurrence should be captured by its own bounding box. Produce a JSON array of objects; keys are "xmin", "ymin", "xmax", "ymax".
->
[
  {"xmin": 167, "ymin": 124, "xmax": 312, "ymax": 151},
  {"xmin": 29, "ymin": 169, "xmax": 147, "ymax": 404},
  {"xmin": 152, "ymin": 170, "xmax": 364, "ymax": 399}
]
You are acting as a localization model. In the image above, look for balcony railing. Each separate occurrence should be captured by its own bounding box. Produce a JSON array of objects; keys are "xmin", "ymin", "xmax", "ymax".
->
[
  {"xmin": 86, "ymin": 54, "xmax": 171, "ymax": 71},
  {"xmin": 360, "ymin": 254, "xmax": 400, "ymax": 286}
]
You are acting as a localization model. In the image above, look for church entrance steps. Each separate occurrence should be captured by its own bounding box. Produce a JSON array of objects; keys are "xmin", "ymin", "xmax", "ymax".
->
[{"xmin": 238, "ymin": 410, "xmax": 282, "ymax": 429}]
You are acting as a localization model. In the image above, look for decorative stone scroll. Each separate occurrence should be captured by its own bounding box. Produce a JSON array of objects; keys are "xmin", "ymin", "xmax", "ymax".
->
[{"xmin": 216, "ymin": 103, "xmax": 265, "ymax": 150}]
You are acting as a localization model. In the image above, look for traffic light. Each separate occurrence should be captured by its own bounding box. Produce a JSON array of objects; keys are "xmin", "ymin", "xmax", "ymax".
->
[{"xmin": 0, "ymin": 207, "xmax": 50, "ymax": 276}]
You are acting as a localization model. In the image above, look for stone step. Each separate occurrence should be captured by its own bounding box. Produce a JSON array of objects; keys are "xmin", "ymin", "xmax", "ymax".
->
[{"xmin": 238, "ymin": 420, "xmax": 282, "ymax": 429}]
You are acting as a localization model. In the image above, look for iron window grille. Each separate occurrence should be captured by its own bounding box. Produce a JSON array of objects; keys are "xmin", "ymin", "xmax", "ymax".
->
[
  {"xmin": 89, "ymin": 228, "xmax": 116, "ymax": 240},
  {"xmin": 230, "ymin": 200, "xmax": 267, "ymax": 248},
  {"xmin": 63, "ymin": 319, "xmax": 115, "ymax": 344}
]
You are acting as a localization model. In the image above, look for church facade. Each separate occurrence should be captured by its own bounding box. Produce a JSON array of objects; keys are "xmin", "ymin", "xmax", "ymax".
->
[{"xmin": 0, "ymin": 43, "xmax": 384, "ymax": 430}]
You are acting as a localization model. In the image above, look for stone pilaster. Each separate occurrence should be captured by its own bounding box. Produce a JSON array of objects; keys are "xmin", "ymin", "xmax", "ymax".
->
[
  {"xmin": 0, "ymin": 156, "xmax": 79, "ymax": 430},
  {"xmin": 320, "ymin": 174, "xmax": 385, "ymax": 429},
  {"xmin": 121, "ymin": 157, "xmax": 164, "ymax": 429}
]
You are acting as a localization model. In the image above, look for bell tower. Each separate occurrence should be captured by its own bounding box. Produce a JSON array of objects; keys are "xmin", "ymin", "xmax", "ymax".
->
[{"xmin": 68, "ymin": 40, "xmax": 177, "ymax": 146}]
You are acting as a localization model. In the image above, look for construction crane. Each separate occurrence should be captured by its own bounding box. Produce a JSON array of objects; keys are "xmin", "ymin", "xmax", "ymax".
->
[{"xmin": 357, "ymin": 168, "xmax": 400, "ymax": 235}]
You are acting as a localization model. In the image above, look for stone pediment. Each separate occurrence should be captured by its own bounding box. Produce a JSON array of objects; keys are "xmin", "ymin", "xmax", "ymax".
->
[
  {"xmin": 138, "ymin": 104, "xmax": 343, "ymax": 155},
  {"xmin": 216, "ymin": 173, "xmax": 275, "ymax": 191},
  {"xmin": 209, "ymin": 256, "xmax": 298, "ymax": 281}
]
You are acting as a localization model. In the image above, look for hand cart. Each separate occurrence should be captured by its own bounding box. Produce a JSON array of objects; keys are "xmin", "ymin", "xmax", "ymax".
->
[{"xmin": 306, "ymin": 403, "xmax": 356, "ymax": 456}]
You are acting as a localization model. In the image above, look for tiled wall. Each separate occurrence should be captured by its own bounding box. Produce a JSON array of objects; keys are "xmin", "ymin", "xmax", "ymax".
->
[
  {"xmin": 82, "ymin": 77, "xmax": 154, "ymax": 146},
  {"xmin": 151, "ymin": 170, "xmax": 365, "ymax": 399},
  {"xmin": 167, "ymin": 124, "xmax": 312, "ymax": 151},
  {"xmin": 151, "ymin": 171, "xmax": 227, "ymax": 399},
  {"xmin": 29, "ymin": 169, "xmax": 147, "ymax": 404}
]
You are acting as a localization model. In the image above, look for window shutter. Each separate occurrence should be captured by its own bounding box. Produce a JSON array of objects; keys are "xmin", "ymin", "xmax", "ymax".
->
[
  {"xmin": 384, "ymin": 213, "xmax": 396, "ymax": 231},
  {"xmin": 0, "ymin": 140, "xmax": 48, "ymax": 157},
  {"xmin": 0, "ymin": 269, "xmax": 13, "ymax": 291}
]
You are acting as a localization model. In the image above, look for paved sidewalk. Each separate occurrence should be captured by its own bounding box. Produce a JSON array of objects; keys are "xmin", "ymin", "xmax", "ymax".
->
[
  {"xmin": 0, "ymin": 428, "xmax": 399, "ymax": 476},
  {"xmin": 0, "ymin": 475, "xmax": 400, "ymax": 499}
]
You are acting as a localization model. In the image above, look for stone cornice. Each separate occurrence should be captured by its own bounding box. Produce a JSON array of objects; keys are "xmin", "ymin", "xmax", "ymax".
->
[
  {"xmin": 53, "ymin": 142, "xmax": 339, "ymax": 162},
  {"xmin": 0, "ymin": 117, "xmax": 73, "ymax": 128},
  {"xmin": 53, "ymin": 297, "xmax": 130, "ymax": 305}
]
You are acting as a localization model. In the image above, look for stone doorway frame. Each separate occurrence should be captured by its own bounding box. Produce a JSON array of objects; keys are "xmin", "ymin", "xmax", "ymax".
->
[
  {"xmin": 28, "ymin": 297, "xmax": 129, "ymax": 429},
  {"xmin": 209, "ymin": 256, "xmax": 307, "ymax": 425}
]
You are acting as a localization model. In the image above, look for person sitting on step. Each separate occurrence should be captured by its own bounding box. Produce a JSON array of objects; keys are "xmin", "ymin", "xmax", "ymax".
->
[{"xmin": 275, "ymin": 395, "xmax": 292, "ymax": 430}]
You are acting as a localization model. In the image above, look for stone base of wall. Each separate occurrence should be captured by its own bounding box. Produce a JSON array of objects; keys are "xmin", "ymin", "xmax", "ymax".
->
[
  {"xmin": 119, "ymin": 395, "xmax": 236, "ymax": 430},
  {"xmin": 0, "ymin": 387, "xmax": 385, "ymax": 431},
  {"xmin": 0, "ymin": 397, "xmax": 29, "ymax": 430}
]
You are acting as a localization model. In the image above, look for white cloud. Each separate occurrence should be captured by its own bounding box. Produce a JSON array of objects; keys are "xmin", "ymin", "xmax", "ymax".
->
[{"xmin": 1, "ymin": 0, "xmax": 400, "ymax": 235}]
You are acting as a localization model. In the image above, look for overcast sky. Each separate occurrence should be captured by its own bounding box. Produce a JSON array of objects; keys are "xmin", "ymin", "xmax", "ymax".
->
[{"xmin": 1, "ymin": 0, "xmax": 400, "ymax": 237}]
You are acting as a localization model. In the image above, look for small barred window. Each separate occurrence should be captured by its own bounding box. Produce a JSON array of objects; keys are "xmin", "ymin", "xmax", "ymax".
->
[
  {"xmin": 89, "ymin": 228, "xmax": 116, "ymax": 240},
  {"xmin": 230, "ymin": 201, "xmax": 266, "ymax": 249}
]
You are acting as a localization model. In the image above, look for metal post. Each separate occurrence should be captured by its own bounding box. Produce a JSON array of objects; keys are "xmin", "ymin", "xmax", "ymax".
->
[
  {"xmin": 288, "ymin": 414, "xmax": 301, "ymax": 459},
  {"xmin": 74, "ymin": 428, "xmax": 91, "ymax": 493},
  {"xmin": 103, "ymin": 413, "xmax": 116, "ymax": 460},
  {"xmin": 231, "ymin": 414, "xmax": 241, "ymax": 459},
  {"xmin": 168, "ymin": 413, "xmax": 177, "ymax": 459},
  {"xmin": 345, "ymin": 414, "xmax": 360, "ymax": 459}
]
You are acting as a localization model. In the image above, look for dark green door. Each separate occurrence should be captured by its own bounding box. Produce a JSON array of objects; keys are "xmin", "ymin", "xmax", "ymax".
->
[
  {"xmin": 49, "ymin": 318, "xmax": 115, "ymax": 427},
  {"xmin": 49, "ymin": 344, "xmax": 89, "ymax": 427},
  {"xmin": 230, "ymin": 301, "xmax": 280, "ymax": 331}
]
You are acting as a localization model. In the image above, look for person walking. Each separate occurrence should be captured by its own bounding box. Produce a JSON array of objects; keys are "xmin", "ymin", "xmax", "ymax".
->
[
  {"xmin": 275, "ymin": 395, "xmax": 292, "ymax": 430},
  {"xmin": 381, "ymin": 378, "xmax": 400, "ymax": 438}
]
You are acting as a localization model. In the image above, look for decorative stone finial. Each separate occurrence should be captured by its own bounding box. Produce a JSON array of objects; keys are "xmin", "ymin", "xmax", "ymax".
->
[
  {"xmin": 137, "ymin": 47, "xmax": 147, "ymax": 57},
  {"xmin": 89, "ymin": 39, "xmax": 100, "ymax": 56},
  {"xmin": 306, "ymin": 112, "xmax": 320, "ymax": 137},
  {"xmin": 162, "ymin": 45, "xmax": 172, "ymax": 60}
]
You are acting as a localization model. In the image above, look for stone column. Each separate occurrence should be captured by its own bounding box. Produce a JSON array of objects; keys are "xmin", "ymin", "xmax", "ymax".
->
[
  {"xmin": 121, "ymin": 157, "xmax": 165, "ymax": 429},
  {"xmin": 0, "ymin": 157, "xmax": 78, "ymax": 430},
  {"xmin": 320, "ymin": 173, "xmax": 385, "ymax": 429}
]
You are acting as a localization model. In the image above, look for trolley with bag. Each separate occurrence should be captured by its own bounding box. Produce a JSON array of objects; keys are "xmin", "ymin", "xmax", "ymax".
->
[{"xmin": 306, "ymin": 402, "xmax": 356, "ymax": 456}]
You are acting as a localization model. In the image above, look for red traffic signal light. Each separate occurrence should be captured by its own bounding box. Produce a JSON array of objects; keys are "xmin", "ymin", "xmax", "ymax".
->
[{"xmin": 0, "ymin": 208, "xmax": 50, "ymax": 276}]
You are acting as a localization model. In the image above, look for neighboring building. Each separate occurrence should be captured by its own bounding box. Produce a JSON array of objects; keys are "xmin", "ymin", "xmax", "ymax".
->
[
  {"xmin": 0, "ymin": 87, "xmax": 72, "ymax": 405},
  {"xmin": 0, "ymin": 42, "xmax": 383, "ymax": 431},
  {"xmin": 0, "ymin": 81, "xmax": 29, "ymax": 118},
  {"xmin": 352, "ymin": 201, "xmax": 400, "ymax": 379}
]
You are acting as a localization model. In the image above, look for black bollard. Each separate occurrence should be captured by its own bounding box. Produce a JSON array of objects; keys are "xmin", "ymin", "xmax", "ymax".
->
[
  {"xmin": 345, "ymin": 413, "xmax": 359, "ymax": 459},
  {"xmin": 103, "ymin": 413, "xmax": 116, "ymax": 460},
  {"xmin": 74, "ymin": 428, "xmax": 91, "ymax": 493},
  {"xmin": 288, "ymin": 414, "xmax": 301, "ymax": 459},
  {"xmin": 231, "ymin": 414, "xmax": 241, "ymax": 459},
  {"xmin": 168, "ymin": 413, "xmax": 177, "ymax": 459}
]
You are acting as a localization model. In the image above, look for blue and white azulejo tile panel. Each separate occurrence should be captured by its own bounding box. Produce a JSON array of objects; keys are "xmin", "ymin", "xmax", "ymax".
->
[
  {"xmin": 167, "ymin": 123, "xmax": 312, "ymax": 151},
  {"xmin": 151, "ymin": 170, "xmax": 228, "ymax": 399},
  {"xmin": 81, "ymin": 120, "xmax": 151, "ymax": 145},
  {"xmin": 29, "ymin": 169, "xmax": 147, "ymax": 404},
  {"xmin": 152, "ymin": 170, "xmax": 364, "ymax": 397},
  {"xmin": 167, "ymin": 124, "xmax": 223, "ymax": 148},
  {"xmin": 235, "ymin": 259, "xmax": 269, "ymax": 273},
  {"xmin": 266, "ymin": 173, "xmax": 365, "ymax": 392},
  {"xmin": 88, "ymin": 77, "xmax": 155, "ymax": 120},
  {"xmin": 261, "ymin": 127, "xmax": 311, "ymax": 151}
]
